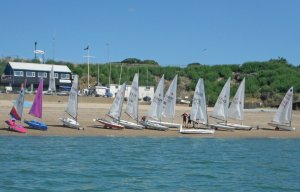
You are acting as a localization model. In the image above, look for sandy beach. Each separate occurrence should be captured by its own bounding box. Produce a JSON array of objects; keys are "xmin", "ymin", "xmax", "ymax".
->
[{"xmin": 0, "ymin": 94, "xmax": 299, "ymax": 138}]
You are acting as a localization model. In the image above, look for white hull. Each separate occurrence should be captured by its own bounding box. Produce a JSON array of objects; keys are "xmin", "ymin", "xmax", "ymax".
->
[
  {"xmin": 59, "ymin": 117, "xmax": 81, "ymax": 130},
  {"xmin": 180, "ymin": 128, "xmax": 215, "ymax": 134},
  {"xmin": 268, "ymin": 122, "xmax": 295, "ymax": 131},
  {"xmin": 140, "ymin": 120, "xmax": 169, "ymax": 131},
  {"xmin": 219, "ymin": 122, "xmax": 252, "ymax": 130},
  {"xmin": 209, "ymin": 123, "xmax": 235, "ymax": 131},
  {"xmin": 118, "ymin": 119, "xmax": 144, "ymax": 130},
  {"xmin": 147, "ymin": 119, "xmax": 182, "ymax": 128},
  {"xmin": 94, "ymin": 118, "xmax": 124, "ymax": 129}
]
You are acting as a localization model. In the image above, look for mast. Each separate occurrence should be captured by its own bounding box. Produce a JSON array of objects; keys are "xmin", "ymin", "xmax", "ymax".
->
[
  {"xmin": 204, "ymin": 79, "xmax": 209, "ymax": 127},
  {"xmin": 118, "ymin": 82, "xmax": 126, "ymax": 123},
  {"xmin": 137, "ymin": 70, "xmax": 139, "ymax": 125}
]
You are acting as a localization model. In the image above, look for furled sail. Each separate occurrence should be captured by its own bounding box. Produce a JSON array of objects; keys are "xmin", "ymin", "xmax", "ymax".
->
[{"xmin": 48, "ymin": 65, "xmax": 56, "ymax": 92}]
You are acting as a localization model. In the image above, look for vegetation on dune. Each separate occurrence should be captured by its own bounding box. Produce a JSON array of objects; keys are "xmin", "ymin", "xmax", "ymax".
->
[{"xmin": 1, "ymin": 57, "xmax": 299, "ymax": 106}]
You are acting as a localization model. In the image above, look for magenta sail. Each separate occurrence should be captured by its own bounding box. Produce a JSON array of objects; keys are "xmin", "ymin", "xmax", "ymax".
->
[{"xmin": 29, "ymin": 78, "xmax": 43, "ymax": 118}]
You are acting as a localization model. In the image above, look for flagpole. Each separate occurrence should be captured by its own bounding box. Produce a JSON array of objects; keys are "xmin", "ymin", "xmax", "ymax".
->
[
  {"xmin": 83, "ymin": 45, "xmax": 94, "ymax": 91},
  {"xmin": 87, "ymin": 48, "xmax": 90, "ymax": 88}
]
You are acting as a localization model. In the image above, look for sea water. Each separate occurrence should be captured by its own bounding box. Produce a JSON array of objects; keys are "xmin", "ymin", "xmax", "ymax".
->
[{"xmin": 0, "ymin": 136, "xmax": 299, "ymax": 192}]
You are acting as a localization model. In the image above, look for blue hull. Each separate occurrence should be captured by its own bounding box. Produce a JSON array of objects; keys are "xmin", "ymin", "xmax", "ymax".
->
[{"xmin": 24, "ymin": 120, "xmax": 48, "ymax": 131}]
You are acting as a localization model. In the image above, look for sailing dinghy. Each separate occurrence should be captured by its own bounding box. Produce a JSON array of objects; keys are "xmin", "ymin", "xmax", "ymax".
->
[
  {"xmin": 119, "ymin": 73, "xmax": 144, "ymax": 129},
  {"xmin": 140, "ymin": 75, "xmax": 168, "ymax": 131},
  {"xmin": 180, "ymin": 78, "xmax": 215, "ymax": 134},
  {"xmin": 220, "ymin": 78, "xmax": 252, "ymax": 130},
  {"xmin": 146, "ymin": 75, "xmax": 182, "ymax": 129},
  {"xmin": 268, "ymin": 87, "xmax": 295, "ymax": 131},
  {"xmin": 5, "ymin": 81, "xmax": 27, "ymax": 133},
  {"xmin": 24, "ymin": 78, "xmax": 48, "ymax": 130},
  {"xmin": 59, "ymin": 75, "xmax": 82, "ymax": 129},
  {"xmin": 94, "ymin": 83, "xmax": 126, "ymax": 129},
  {"xmin": 210, "ymin": 78, "xmax": 235, "ymax": 130}
]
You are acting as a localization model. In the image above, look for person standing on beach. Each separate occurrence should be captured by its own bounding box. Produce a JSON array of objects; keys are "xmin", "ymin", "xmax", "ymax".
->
[
  {"xmin": 181, "ymin": 112, "xmax": 188, "ymax": 127},
  {"xmin": 187, "ymin": 114, "xmax": 192, "ymax": 128}
]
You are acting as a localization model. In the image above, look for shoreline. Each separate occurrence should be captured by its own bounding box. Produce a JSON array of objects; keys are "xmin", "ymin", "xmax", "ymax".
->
[{"xmin": 0, "ymin": 95, "xmax": 299, "ymax": 138}]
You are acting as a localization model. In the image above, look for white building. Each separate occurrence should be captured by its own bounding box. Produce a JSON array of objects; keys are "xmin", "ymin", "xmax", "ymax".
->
[{"xmin": 109, "ymin": 84, "xmax": 154, "ymax": 100}]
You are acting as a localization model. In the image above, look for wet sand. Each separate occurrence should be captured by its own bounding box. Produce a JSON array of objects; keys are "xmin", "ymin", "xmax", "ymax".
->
[{"xmin": 0, "ymin": 95, "xmax": 299, "ymax": 138}]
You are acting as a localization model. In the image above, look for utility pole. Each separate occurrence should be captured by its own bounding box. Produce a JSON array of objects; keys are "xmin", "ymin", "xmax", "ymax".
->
[
  {"xmin": 106, "ymin": 43, "xmax": 111, "ymax": 86},
  {"xmin": 34, "ymin": 41, "xmax": 37, "ymax": 59}
]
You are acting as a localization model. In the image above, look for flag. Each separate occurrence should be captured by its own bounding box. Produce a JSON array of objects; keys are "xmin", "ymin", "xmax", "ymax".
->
[{"xmin": 84, "ymin": 45, "xmax": 89, "ymax": 50}]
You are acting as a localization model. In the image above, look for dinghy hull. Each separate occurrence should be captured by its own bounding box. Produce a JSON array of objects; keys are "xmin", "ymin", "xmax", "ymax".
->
[
  {"xmin": 180, "ymin": 128, "xmax": 215, "ymax": 134},
  {"xmin": 59, "ymin": 117, "xmax": 81, "ymax": 129},
  {"xmin": 140, "ymin": 120, "xmax": 169, "ymax": 131},
  {"xmin": 95, "ymin": 118, "xmax": 124, "ymax": 129},
  {"xmin": 147, "ymin": 120, "xmax": 182, "ymax": 128},
  {"xmin": 210, "ymin": 123, "xmax": 235, "ymax": 131},
  {"xmin": 5, "ymin": 119, "xmax": 27, "ymax": 133},
  {"xmin": 219, "ymin": 122, "xmax": 252, "ymax": 130},
  {"xmin": 118, "ymin": 120, "xmax": 144, "ymax": 130},
  {"xmin": 24, "ymin": 120, "xmax": 48, "ymax": 131},
  {"xmin": 268, "ymin": 123, "xmax": 295, "ymax": 131}
]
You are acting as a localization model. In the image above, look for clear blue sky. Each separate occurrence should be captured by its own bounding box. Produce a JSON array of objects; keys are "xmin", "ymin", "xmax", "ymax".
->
[{"xmin": 1, "ymin": 0, "xmax": 300, "ymax": 66}]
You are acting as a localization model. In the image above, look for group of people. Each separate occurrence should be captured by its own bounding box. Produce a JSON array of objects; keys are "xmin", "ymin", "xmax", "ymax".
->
[{"xmin": 181, "ymin": 112, "xmax": 193, "ymax": 128}]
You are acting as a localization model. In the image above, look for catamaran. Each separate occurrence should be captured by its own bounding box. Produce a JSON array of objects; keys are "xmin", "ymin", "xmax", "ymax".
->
[
  {"xmin": 180, "ymin": 78, "xmax": 215, "ymax": 134},
  {"xmin": 94, "ymin": 82, "xmax": 126, "ymax": 129},
  {"xmin": 268, "ymin": 87, "xmax": 295, "ymax": 131},
  {"xmin": 118, "ymin": 73, "xmax": 144, "ymax": 129},
  {"xmin": 141, "ymin": 75, "xmax": 169, "ymax": 131},
  {"xmin": 146, "ymin": 75, "xmax": 182, "ymax": 129},
  {"xmin": 220, "ymin": 78, "xmax": 252, "ymax": 130},
  {"xmin": 210, "ymin": 78, "xmax": 235, "ymax": 130},
  {"xmin": 24, "ymin": 78, "xmax": 48, "ymax": 130},
  {"xmin": 59, "ymin": 75, "xmax": 82, "ymax": 129},
  {"xmin": 5, "ymin": 80, "xmax": 27, "ymax": 133}
]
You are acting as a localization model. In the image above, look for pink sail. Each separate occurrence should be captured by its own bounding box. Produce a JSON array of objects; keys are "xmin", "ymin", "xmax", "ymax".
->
[{"xmin": 29, "ymin": 78, "xmax": 43, "ymax": 118}]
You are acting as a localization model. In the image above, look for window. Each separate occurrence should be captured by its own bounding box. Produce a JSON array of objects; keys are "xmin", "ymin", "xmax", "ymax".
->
[
  {"xmin": 14, "ymin": 71, "xmax": 23, "ymax": 77},
  {"xmin": 38, "ymin": 72, "xmax": 47, "ymax": 78},
  {"xmin": 26, "ymin": 71, "xmax": 35, "ymax": 77},
  {"xmin": 61, "ymin": 73, "xmax": 70, "ymax": 79},
  {"xmin": 54, "ymin": 73, "xmax": 59, "ymax": 78}
]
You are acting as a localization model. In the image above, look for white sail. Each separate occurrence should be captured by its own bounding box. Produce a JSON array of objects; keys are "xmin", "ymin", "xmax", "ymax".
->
[
  {"xmin": 148, "ymin": 75, "xmax": 164, "ymax": 120},
  {"xmin": 212, "ymin": 78, "xmax": 231, "ymax": 121},
  {"xmin": 162, "ymin": 75, "xmax": 178, "ymax": 119},
  {"xmin": 228, "ymin": 78, "xmax": 245, "ymax": 121},
  {"xmin": 15, "ymin": 81, "xmax": 26, "ymax": 119},
  {"xmin": 126, "ymin": 73, "xmax": 139, "ymax": 121},
  {"xmin": 48, "ymin": 65, "xmax": 56, "ymax": 92},
  {"xmin": 108, "ymin": 82, "xmax": 126, "ymax": 120},
  {"xmin": 190, "ymin": 78, "xmax": 208, "ymax": 125},
  {"xmin": 272, "ymin": 87, "xmax": 293, "ymax": 125},
  {"xmin": 65, "ymin": 75, "xmax": 78, "ymax": 120}
]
